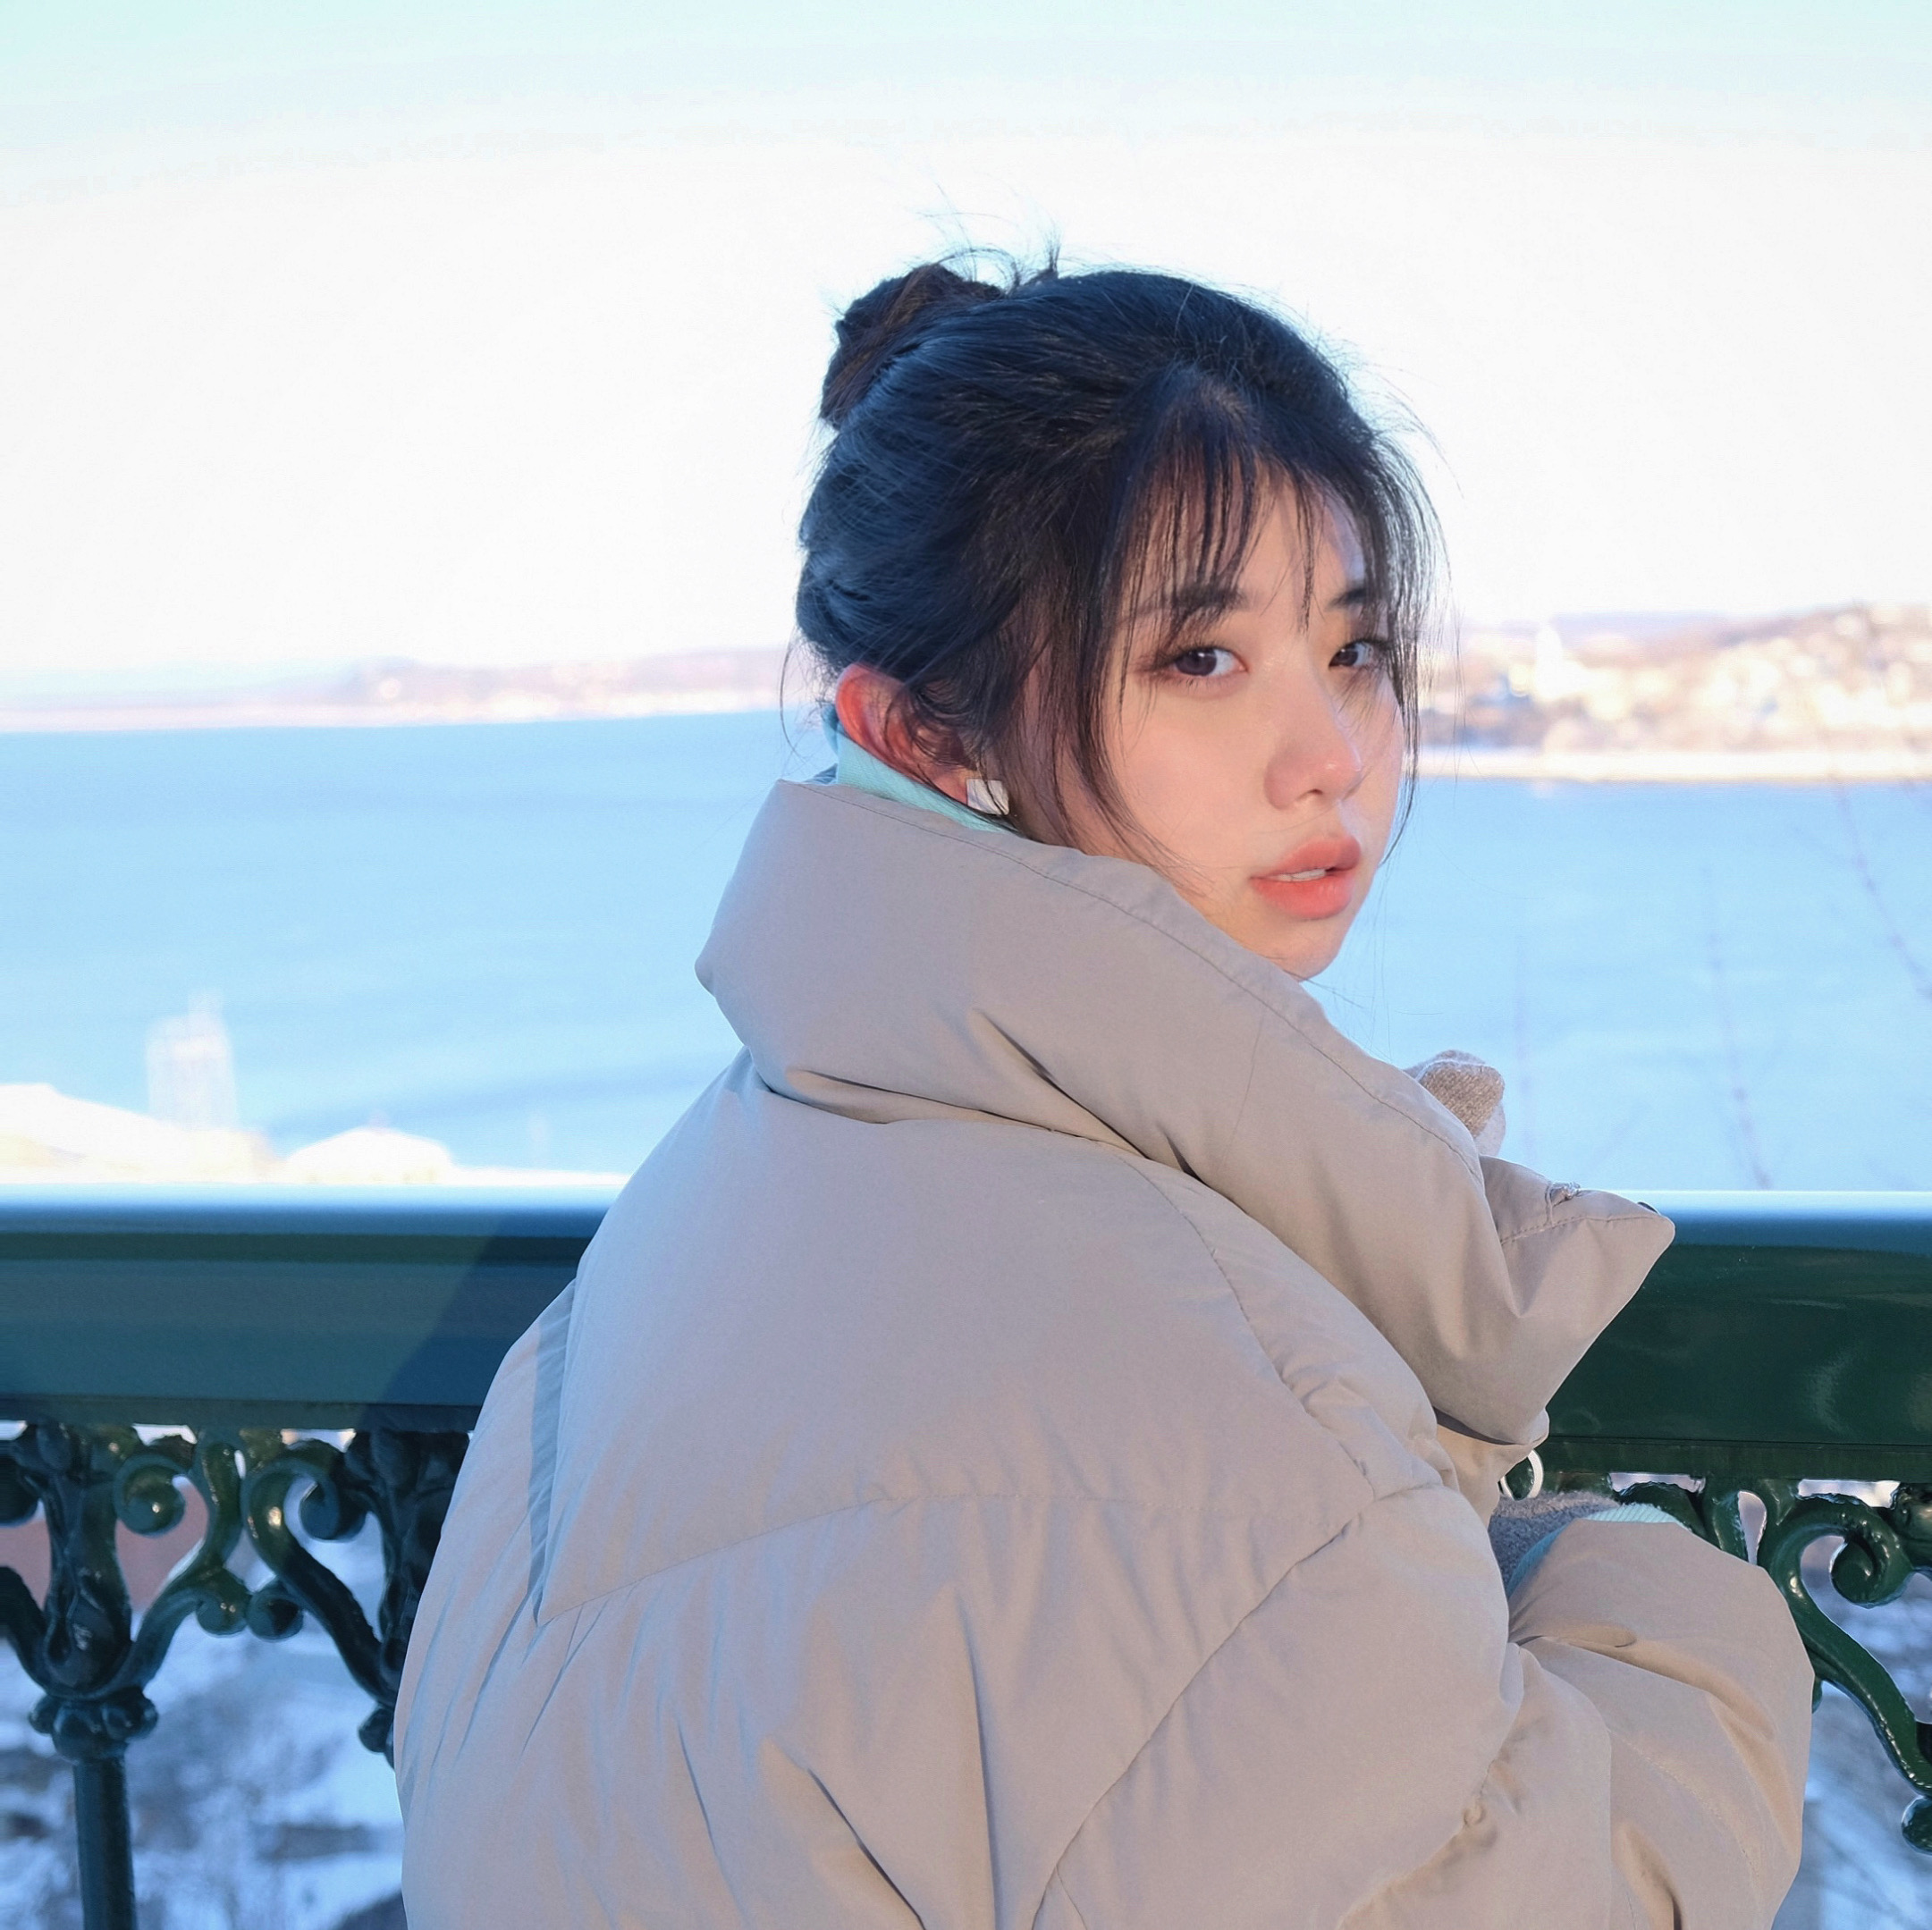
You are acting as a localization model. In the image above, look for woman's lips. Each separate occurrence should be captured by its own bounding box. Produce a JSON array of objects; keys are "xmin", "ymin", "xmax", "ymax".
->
[{"xmin": 1252, "ymin": 834, "xmax": 1362, "ymax": 920}]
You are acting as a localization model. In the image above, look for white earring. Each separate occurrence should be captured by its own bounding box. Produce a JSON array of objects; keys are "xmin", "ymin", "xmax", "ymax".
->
[{"xmin": 964, "ymin": 775, "xmax": 1009, "ymax": 818}]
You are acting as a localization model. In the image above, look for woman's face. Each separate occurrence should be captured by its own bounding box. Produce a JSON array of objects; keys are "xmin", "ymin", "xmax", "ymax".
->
[{"xmin": 1067, "ymin": 490, "xmax": 1405, "ymax": 979}]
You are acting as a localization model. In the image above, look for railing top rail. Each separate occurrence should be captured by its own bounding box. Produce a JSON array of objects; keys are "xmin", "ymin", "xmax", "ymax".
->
[
  {"xmin": 4, "ymin": 1180, "xmax": 1926, "ymax": 1235},
  {"xmin": 1615, "ymin": 1188, "xmax": 1932, "ymax": 1252},
  {"xmin": 2, "ymin": 1186, "xmax": 1930, "ymax": 1465},
  {"xmin": 0, "ymin": 1184, "xmax": 617, "ymax": 1430},
  {"xmin": 1549, "ymin": 1189, "xmax": 1932, "ymax": 1478},
  {"xmin": 0, "ymin": 1181, "xmax": 621, "ymax": 1237}
]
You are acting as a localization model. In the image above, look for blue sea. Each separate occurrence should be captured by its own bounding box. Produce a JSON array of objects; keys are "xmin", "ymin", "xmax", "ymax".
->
[{"xmin": 3, "ymin": 711, "xmax": 1928, "ymax": 1189}]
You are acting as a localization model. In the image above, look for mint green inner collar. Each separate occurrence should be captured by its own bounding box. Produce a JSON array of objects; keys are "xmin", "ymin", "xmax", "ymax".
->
[{"xmin": 824, "ymin": 708, "xmax": 1017, "ymax": 837}]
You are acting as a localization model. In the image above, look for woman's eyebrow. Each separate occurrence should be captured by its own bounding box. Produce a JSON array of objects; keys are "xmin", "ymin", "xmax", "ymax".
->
[
  {"xmin": 1135, "ymin": 577, "xmax": 1368, "ymax": 621},
  {"xmin": 1135, "ymin": 581, "xmax": 1251, "ymax": 620}
]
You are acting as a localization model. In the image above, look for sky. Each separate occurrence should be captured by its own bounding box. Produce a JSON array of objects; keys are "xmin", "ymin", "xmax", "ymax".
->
[{"xmin": 2, "ymin": 4, "xmax": 1929, "ymax": 688}]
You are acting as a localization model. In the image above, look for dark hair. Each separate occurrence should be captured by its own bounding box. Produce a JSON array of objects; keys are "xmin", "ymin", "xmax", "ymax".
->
[{"xmin": 796, "ymin": 257, "xmax": 1437, "ymax": 843}]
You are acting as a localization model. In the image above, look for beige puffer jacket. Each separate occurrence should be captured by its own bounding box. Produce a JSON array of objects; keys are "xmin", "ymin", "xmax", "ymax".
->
[{"xmin": 395, "ymin": 778, "xmax": 1812, "ymax": 1929}]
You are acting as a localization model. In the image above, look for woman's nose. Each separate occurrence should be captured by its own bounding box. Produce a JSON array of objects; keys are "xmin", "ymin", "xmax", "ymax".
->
[{"xmin": 1264, "ymin": 682, "xmax": 1366, "ymax": 808}]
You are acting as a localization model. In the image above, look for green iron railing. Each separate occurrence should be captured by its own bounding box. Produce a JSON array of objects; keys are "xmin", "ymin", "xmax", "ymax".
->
[{"xmin": 3, "ymin": 1185, "xmax": 1931, "ymax": 1926}]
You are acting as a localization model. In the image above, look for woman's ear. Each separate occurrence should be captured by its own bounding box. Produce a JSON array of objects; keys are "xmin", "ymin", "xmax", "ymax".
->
[{"xmin": 831, "ymin": 664, "xmax": 976, "ymax": 805}]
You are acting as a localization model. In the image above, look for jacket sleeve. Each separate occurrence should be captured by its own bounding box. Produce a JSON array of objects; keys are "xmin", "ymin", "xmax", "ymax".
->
[
  {"xmin": 1496, "ymin": 1520, "xmax": 1813, "ymax": 1928},
  {"xmin": 1038, "ymin": 1487, "xmax": 1811, "ymax": 1930}
]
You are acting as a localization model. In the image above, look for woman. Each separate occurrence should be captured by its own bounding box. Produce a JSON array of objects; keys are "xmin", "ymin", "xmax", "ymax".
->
[{"xmin": 396, "ymin": 261, "xmax": 1811, "ymax": 1927}]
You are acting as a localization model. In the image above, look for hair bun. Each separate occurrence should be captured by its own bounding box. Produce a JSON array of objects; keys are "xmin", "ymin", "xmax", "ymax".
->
[{"xmin": 821, "ymin": 261, "xmax": 1004, "ymax": 427}]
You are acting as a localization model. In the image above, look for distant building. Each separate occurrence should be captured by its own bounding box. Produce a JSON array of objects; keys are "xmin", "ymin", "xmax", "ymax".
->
[{"xmin": 146, "ymin": 996, "xmax": 239, "ymax": 1130}]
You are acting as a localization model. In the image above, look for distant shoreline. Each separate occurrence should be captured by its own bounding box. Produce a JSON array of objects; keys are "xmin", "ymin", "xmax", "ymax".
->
[
  {"xmin": 0, "ymin": 689, "xmax": 784, "ymax": 735},
  {"xmin": 4, "ymin": 697, "xmax": 1926, "ymax": 783},
  {"xmin": 1413, "ymin": 746, "xmax": 1932, "ymax": 784}
]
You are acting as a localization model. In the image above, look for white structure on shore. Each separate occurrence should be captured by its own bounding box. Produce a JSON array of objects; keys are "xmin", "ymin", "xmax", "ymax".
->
[
  {"xmin": 0, "ymin": 1084, "xmax": 619, "ymax": 1187},
  {"xmin": 146, "ymin": 996, "xmax": 240, "ymax": 1130},
  {"xmin": 0, "ymin": 1083, "xmax": 271, "ymax": 1182}
]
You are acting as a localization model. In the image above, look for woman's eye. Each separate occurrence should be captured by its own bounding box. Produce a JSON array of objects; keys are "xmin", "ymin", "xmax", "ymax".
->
[
  {"xmin": 1170, "ymin": 645, "xmax": 1238, "ymax": 679},
  {"xmin": 1331, "ymin": 637, "xmax": 1388, "ymax": 671}
]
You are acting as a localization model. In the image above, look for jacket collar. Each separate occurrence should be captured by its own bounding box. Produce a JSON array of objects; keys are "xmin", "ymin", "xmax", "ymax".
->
[{"xmin": 698, "ymin": 779, "xmax": 1671, "ymax": 1446}]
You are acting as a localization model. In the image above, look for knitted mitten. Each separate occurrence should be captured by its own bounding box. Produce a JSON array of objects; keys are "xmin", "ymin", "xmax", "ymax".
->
[
  {"xmin": 1405, "ymin": 1049, "xmax": 1506, "ymax": 1156},
  {"xmin": 1486, "ymin": 1491, "xmax": 1616, "ymax": 1584},
  {"xmin": 1489, "ymin": 1491, "xmax": 1686, "ymax": 1592}
]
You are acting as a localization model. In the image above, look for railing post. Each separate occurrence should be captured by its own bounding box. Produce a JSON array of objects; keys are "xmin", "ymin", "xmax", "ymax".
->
[
  {"xmin": 71, "ymin": 1754, "xmax": 138, "ymax": 1930},
  {"xmin": 0, "ymin": 1422, "xmax": 155, "ymax": 1928}
]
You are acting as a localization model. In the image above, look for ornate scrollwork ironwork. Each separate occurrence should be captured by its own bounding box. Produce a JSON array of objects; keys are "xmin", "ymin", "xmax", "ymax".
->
[
  {"xmin": 0, "ymin": 1420, "xmax": 468, "ymax": 1927},
  {"xmin": 239, "ymin": 1425, "xmax": 469, "ymax": 1760},
  {"xmin": 0, "ymin": 1420, "xmax": 249, "ymax": 1750},
  {"xmin": 1555, "ymin": 1468, "xmax": 1932, "ymax": 1853},
  {"xmin": 0, "ymin": 1422, "xmax": 251, "ymax": 1930}
]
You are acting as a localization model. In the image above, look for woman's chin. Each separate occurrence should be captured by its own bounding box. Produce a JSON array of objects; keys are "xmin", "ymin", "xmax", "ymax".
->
[{"xmin": 1209, "ymin": 902, "xmax": 1354, "ymax": 980}]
